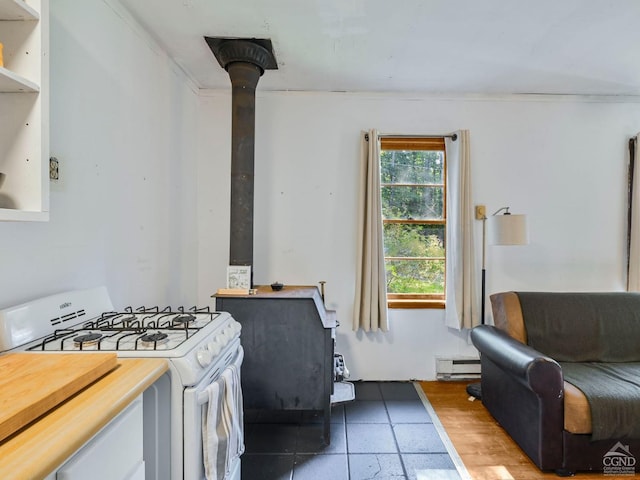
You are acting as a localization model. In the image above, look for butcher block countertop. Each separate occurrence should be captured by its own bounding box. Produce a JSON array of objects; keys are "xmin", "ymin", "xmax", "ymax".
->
[
  {"xmin": 0, "ymin": 353, "xmax": 119, "ymax": 442},
  {"xmin": 0, "ymin": 356, "xmax": 168, "ymax": 480}
]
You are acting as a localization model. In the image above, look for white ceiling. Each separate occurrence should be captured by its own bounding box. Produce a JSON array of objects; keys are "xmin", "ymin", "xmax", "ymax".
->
[{"xmin": 117, "ymin": 0, "xmax": 640, "ymax": 95}]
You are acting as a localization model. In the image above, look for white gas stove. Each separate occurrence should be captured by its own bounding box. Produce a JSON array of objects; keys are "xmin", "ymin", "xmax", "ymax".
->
[
  {"xmin": 0, "ymin": 286, "xmax": 241, "ymax": 387},
  {"xmin": 0, "ymin": 286, "xmax": 244, "ymax": 480}
]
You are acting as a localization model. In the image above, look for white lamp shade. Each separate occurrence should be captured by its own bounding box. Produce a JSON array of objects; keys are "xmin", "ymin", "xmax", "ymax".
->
[{"xmin": 490, "ymin": 214, "xmax": 529, "ymax": 245}]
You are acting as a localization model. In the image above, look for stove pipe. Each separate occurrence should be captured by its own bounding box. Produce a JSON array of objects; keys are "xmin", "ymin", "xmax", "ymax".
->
[{"xmin": 204, "ymin": 38, "xmax": 277, "ymax": 277}]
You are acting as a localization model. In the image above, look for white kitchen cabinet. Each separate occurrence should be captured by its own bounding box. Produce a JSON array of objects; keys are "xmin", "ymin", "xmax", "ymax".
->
[
  {"xmin": 55, "ymin": 396, "xmax": 145, "ymax": 480},
  {"xmin": 0, "ymin": 0, "xmax": 49, "ymax": 221}
]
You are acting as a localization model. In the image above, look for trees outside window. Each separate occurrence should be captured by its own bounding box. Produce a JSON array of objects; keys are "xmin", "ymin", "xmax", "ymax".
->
[{"xmin": 380, "ymin": 137, "xmax": 445, "ymax": 308}]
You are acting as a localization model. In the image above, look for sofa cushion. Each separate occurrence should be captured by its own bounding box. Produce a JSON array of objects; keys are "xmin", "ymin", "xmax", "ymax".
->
[
  {"xmin": 489, "ymin": 292, "xmax": 527, "ymax": 343},
  {"xmin": 564, "ymin": 381, "xmax": 591, "ymax": 434},
  {"xmin": 516, "ymin": 292, "xmax": 640, "ymax": 362},
  {"xmin": 561, "ymin": 362, "xmax": 640, "ymax": 440}
]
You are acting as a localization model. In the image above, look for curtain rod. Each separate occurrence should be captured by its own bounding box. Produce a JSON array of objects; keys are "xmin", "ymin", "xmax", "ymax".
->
[{"xmin": 365, "ymin": 133, "xmax": 457, "ymax": 141}]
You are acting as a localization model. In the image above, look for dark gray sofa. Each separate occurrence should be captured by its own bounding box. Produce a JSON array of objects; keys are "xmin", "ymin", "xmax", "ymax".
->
[{"xmin": 470, "ymin": 291, "xmax": 640, "ymax": 476}]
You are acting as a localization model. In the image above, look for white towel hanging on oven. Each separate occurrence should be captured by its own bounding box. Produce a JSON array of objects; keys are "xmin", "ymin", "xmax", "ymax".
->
[
  {"xmin": 202, "ymin": 379, "xmax": 226, "ymax": 480},
  {"xmin": 202, "ymin": 362, "xmax": 245, "ymax": 480},
  {"xmin": 222, "ymin": 363, "xmax": 244, "ymax": 467}
]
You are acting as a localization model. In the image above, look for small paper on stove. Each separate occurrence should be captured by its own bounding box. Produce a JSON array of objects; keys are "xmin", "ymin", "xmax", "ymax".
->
[{"xmin": 226, "ymin": 266, "xmax": 251, "ymax": 290}]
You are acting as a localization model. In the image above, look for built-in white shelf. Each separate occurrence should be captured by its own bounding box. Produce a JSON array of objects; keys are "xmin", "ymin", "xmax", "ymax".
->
[
  {"xmin": 0, "ymin": 207, "xmax": 48, "ymax": 221},
  {"xmin": 0, "ymin": 0, "xmax": 39, "ymax": 21},
  {"xmin": 0, "ymin": 66, "xmax": 39, "ymax": 92},
  {"xmin": 0, "ymin": 0, "xmax": 48, "ymax": 221}
]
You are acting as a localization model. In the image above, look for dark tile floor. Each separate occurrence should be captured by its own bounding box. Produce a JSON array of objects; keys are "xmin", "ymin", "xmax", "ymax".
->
[{"xmin": 241, "ymin": 381, "xmax": 463, "ymax": 480}]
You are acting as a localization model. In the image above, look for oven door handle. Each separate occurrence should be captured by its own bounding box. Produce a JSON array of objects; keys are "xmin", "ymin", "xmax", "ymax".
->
[{"xmin": 197, "ymin": 345, "xmax": 244, "ymax": 405}]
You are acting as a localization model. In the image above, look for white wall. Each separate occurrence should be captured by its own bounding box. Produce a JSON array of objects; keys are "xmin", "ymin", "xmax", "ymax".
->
[
  {"xmin": 1, "ymin": 0, "xmax": 638, "ymax": 380},
  {"xmin": 197, "ymin": 91, "xmax": 640, "ymax": 380},
  {"xmin": 0, "ymin": 0, "xmax": 199, "ymax": 309}
]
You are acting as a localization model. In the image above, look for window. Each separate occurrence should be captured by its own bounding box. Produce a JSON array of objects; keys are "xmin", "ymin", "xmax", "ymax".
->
[{"xmin": 380, "ymin": 137, "xmax": 446, "ymax": 309}]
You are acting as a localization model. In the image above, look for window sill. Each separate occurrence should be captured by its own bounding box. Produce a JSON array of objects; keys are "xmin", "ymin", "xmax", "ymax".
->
[{"xmin": 388, "ymin": 299, "xmax": 445, "ymax": 309}]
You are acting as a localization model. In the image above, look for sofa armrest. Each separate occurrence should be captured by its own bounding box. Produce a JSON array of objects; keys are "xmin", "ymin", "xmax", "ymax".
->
[
  {"xmin": 470, "ymin": 324, "xmax": 564, "ymax": 471},
  {"xmin": 471, "ymin": 325, "xmax": 562, "ymax": 393}
]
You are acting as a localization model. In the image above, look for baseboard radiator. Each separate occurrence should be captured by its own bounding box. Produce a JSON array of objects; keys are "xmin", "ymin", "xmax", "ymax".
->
[{"xmin": 436, "ymin": 357, "xmax": 481, "ymax": 380}]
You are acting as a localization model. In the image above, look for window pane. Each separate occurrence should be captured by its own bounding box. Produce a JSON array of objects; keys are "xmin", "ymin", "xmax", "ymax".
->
[
  {"xmin": 380, "ymin": 150, "xmax": 444, "ymax": 184},
  {"xmin": 381, "ymin": 185, "xmax": 444, "ymax": 220},
  {"xmin": 383, "ymin": 223, "xmax": 444, "ymax": 257},
  {"xmin": 385, "ymin": 259, "xmax": 445, "ymax": 294},
  {"xmin": 383, "ymin": 223, "xmax": 445, "ymax": 294},
  {"xmin": 379, "ymin": 139, "xmax": 447, "ymax": 302}
]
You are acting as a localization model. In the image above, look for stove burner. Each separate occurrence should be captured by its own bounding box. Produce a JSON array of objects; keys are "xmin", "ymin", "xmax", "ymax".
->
[
  {"xmin": 73, "ymin": 333, "xmax": 102, "ymax": 346},
  {"xmin": 140, "ymin": 332, "xmax": 169, "ymax": 344},
  {"xmin": 172, "ymin": 314, "xmax": 196, "ymax": 326}
]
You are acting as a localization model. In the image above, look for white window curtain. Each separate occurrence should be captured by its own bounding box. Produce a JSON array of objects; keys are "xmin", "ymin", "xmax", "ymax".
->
[
  {"xmin": 444, "ymin": 130, "xmax": 480, "ymax": 329},
  {"xmin": 353, "ymin": 129, "xmax": 389, "ymax": 332},
  {"xmin": 628, "ymin": 133, "xmax": 640, "ymax": 291}
]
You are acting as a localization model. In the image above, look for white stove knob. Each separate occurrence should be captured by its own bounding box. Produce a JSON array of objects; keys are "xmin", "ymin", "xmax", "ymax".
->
[
  {"xmin": 225, "ymin": 326, "xmax": 234, "ymax": 338},
  {"xmin": 196, "ymin": 348, "xmax": 213, "ymax": 367},
  {"xmin": 208, "ymin": 339, "xmax": 222, "ymax": 356}
]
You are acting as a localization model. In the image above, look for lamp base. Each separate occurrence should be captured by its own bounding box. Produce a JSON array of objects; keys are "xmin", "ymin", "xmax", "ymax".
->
[{"xmin": 466, "ymin": 382, "xmax": 482, "ymax": 400}]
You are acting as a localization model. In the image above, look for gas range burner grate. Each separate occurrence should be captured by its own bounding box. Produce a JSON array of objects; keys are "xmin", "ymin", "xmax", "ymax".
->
[
  {"xmin": 28, "ymin": 325, "xmax": 197, "ymax": 352},
  {"xmin": 23, "ymin": 305, "xmax": 224, "ymax": 352},
  {"xmin": 83, "ymin": 306, "xmax": 217, "ymax": 331}
]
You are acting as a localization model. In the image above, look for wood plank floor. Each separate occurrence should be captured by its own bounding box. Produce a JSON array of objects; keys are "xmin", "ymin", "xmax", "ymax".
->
[{"xmin": 420, "ymin": 381, "xmax": 638, "ymax": 480}]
